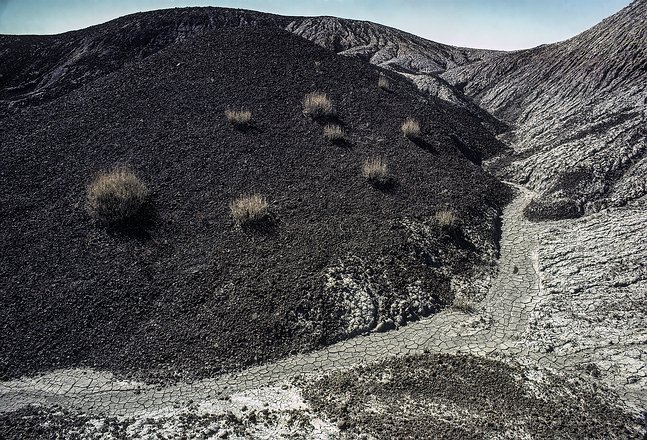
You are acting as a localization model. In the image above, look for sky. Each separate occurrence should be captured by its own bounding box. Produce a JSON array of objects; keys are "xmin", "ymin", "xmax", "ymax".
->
[{"xmin": 0, "ymin": 0, "xmax": 633, "ymax": 50}]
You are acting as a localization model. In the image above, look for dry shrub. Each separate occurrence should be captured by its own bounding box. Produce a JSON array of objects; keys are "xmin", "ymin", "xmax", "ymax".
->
[
  {"xmin": 230, "ymin": 194, "xmax": 269, "ymax": 226},
  {"xmin": 452, "ymin": 295, "xmax": 477, "ymax": 314},
  {"xmin": 303, "ymin": 92, "xmax": 334, "ymax": 119},
  {"xmin": 362, "ymin": 157, "xmax": 389, "ymax": 185},
  {"xmin": 225, "ymin": 109, "xmax": 252, "ymax": 128},
  {"xmin": 87, "ymin": 167, "xmax": 148, "ymax": 223},
  {"xmin": 378, "ymin": 74, "xmax": 391, "ymax": 91},
  {"xmin": 323, "ymin": 124, "xmax": 344, "ymax": 141},
  {"xmin": 435, "ymin": 209, "xmax": 458, "ymax": 230},
  {"xmin": 401, "ymin": 117, "xmax": 421, "ymax": 139}
]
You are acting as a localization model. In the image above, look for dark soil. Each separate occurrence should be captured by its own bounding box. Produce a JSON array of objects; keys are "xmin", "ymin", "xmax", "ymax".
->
[
  {"xmin": 0, "ymin": 25, "xmax": 509, "ymax": 383},
  {"xmin": 0, "ymin": 404, "xmax": 250, "ymax": 439},
  {"xmin": 0, "ymin": 406, "xmax": 123, "ymax": 440},
  {"xmin": 303, "ymin": 353, "xmax": 644, "ymax": 439}
]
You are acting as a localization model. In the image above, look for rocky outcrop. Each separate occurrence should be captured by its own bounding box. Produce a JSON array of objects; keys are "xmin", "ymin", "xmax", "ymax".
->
[{"xmin": 442, "ymin": 0, "xmax": 647, "ymax": 218}]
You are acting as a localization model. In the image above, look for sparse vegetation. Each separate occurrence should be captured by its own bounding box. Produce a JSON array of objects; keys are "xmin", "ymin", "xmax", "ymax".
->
[
  {"xmin": 225, "ymin": 109, "xmax": 252, "ymax": 128},
  {"xmin": 323, "ymin": 124, "xmax": 344, "ymax": 141},
  {"xmin": 435, "ymin": 209, "xmax": 458, "ymax": 230},
  {"xmin": 401, "ymin": 117, "xmax": 421, "ymax": 139},
  {"xmin": 452, "ymin": 294, "xmax": 477, "ymax": 314},
  {"xmin": 230, "ymin": 194, "xmax": 269, "ymax": 226},
  {"xmin": 362, "ymin": 157, "xmax": 389, "ymax": 185},
  {"xmin": 378, "ymin": 74, "xmax": 391, "ymax": 91},
  {"xmin": 303, "ymin": 92, "xmax": 335, "ymax": 119},
  {"xmin": 87, "ymin": 166, "xmax": 149, "ymax": 223}
]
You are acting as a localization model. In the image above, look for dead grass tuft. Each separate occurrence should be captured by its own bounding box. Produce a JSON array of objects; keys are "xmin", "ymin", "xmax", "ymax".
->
[
  {"xmin": 225, "ymin": 109, "xmax": 252, "ymax": 128},
  {"xmin": 378, "ymin": 74, "xmax": 391, "ymax": 91},
  {"xmin": 303, "ymin": 92, "xmax": 335, "ymax": 119},
  {"xmin": 362, "ymin": 157, "xmax": 389, "ymax": 185},
  {"xmin": 323, "ymin": 124, "xmax": 344, "ymax": 141},
  {"xmin": 401, "ymin": 117, "xmax": 421, "ymax": 139},
  {"xmin": 435, "ymin": 209, "xmax": 459, "ymax": 230},
  {"xmin": 230, "ymin": 194, "xmax": 269, "ymax": 226},
  {"xmin": 87, "ymin": 167, "xmax": 149, "ymax": 223},
  {"xmin": 452, "ymin": 295, "xmax": 477, "ymax": 314}
]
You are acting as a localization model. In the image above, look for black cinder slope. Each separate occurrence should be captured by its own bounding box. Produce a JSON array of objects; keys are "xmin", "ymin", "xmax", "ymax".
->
[
  {"xmin": 0, "ymin": 7, "xmax": 503, "ymax": 131},
  {"xmin": 0, "ymin": 8, "xmax": 290, "ymax": 113},
  {"xmin": 0, "ymin": 26, "xmax": 509, "ymax": 382}
]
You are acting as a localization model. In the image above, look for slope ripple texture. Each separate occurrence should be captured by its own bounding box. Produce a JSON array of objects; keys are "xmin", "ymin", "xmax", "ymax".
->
[{"xmin": 442, "ymin": 0, "xmax": 647, "ymax": 219}]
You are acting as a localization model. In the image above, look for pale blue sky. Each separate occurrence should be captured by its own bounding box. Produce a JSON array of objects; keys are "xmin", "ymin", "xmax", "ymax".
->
[{"xmin": 0, "ymin": 0, "xmax": 633, "ymax": 50}]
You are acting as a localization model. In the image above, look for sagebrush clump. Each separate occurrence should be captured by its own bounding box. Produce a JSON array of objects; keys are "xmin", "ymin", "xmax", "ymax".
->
[
  {"xmin": 362, "ymin": 157, "xmax": 389, "ymax": 185},
  {"xmin": 230, "ymin": 194, "xmax": 269, "ymax": 226},
  {"xmin": 452, "ymin": 295, "xmax": 477, "ymax": 314},
  {"xmin": 435, "ymin": 209, "xmax": 458, "ymax": 230},
  {"xmin": 303, "ymin": 92, "xmax": 335, "ymax": 119},
  {"xmin": 378, "ymin": 74, "xmax": 391, "ymax": 91},
  {"xmin": 323, "ymin": 124, "xmax": 344, "ymax": 141},
  {"xmin": 401, "ymin": 117, "xmax": 422, "ymax": 139},
  {"xmin": 87, "ymin": 167, "xmax": 149, "ymax": 223},
  {"xmin": 225, "ymin": 109, "xmax": 252, "ymax": 128}
]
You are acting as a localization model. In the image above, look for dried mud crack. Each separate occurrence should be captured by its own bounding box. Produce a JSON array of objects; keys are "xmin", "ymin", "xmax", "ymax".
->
[{"xmin": 1, "ymin": 186, "xmax": 644, "ymax": 439}]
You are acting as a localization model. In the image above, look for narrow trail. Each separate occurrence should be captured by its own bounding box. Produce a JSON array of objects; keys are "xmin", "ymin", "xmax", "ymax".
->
[{"xmin": 0, "ymin": 185, "xmax": 593, "ymax": 417}]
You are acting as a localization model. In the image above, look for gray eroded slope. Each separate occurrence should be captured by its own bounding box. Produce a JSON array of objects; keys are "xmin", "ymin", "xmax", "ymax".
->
[
  {"xmin": 286, "ymin": 16, "xmax": 506, "ymax": 128},
  {"xmin": 442, "ymin": 0, "xmax": 647, "ymax": 218}
]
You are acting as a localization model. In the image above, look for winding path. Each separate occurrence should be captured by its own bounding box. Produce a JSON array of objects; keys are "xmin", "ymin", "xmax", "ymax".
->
[{"xmin": 0, "ymin": 185, "xmax": 622, "ymax": 418}]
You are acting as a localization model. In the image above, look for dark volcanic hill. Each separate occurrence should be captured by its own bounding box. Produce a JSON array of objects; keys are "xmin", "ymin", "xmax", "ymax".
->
[
  {"xmin": 0, "ymin": 7, "xmax": 502, "ymax": 129},
  {"xmin": 0, "ymin": 8, "xmax": 289, "ymax": 113},
  {"xmin": 442, "ymin": 0, "xmax": 647, "ymax": 219},
  {"xmin": 0, "ymin": 24, "xmax": 509, "ymax": 382}
]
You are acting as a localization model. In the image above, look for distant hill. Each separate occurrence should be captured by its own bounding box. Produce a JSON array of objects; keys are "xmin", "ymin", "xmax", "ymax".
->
[
  {"xmin": 286, "ymin": 17, "xmax": 503, "ymax": 120},
  {"xmin": 0, "ymin": 8, "xmax": 496, "ymax": 116},
  {"xmin": 0, "ymin": 8, "xmax": 289, "ymax": 113}
]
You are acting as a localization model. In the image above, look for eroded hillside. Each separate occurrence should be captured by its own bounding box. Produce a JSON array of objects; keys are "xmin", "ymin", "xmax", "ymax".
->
[
  {"xmin": 285, "ymin": 16, "xmax": 504, "ymax": 122},
  {"xmin": 442, "ymin": 0, "xmax": 647, "ymax": 219}
]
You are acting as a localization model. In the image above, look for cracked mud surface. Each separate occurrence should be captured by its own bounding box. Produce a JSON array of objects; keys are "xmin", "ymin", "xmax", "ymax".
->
[
  {"xmin": 1, "ymin": 5, "xmax": 646, "ymax": 437},
  {"xmin": 1, "ymin": 186, "xmax": 644, "ymax": 438}
]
